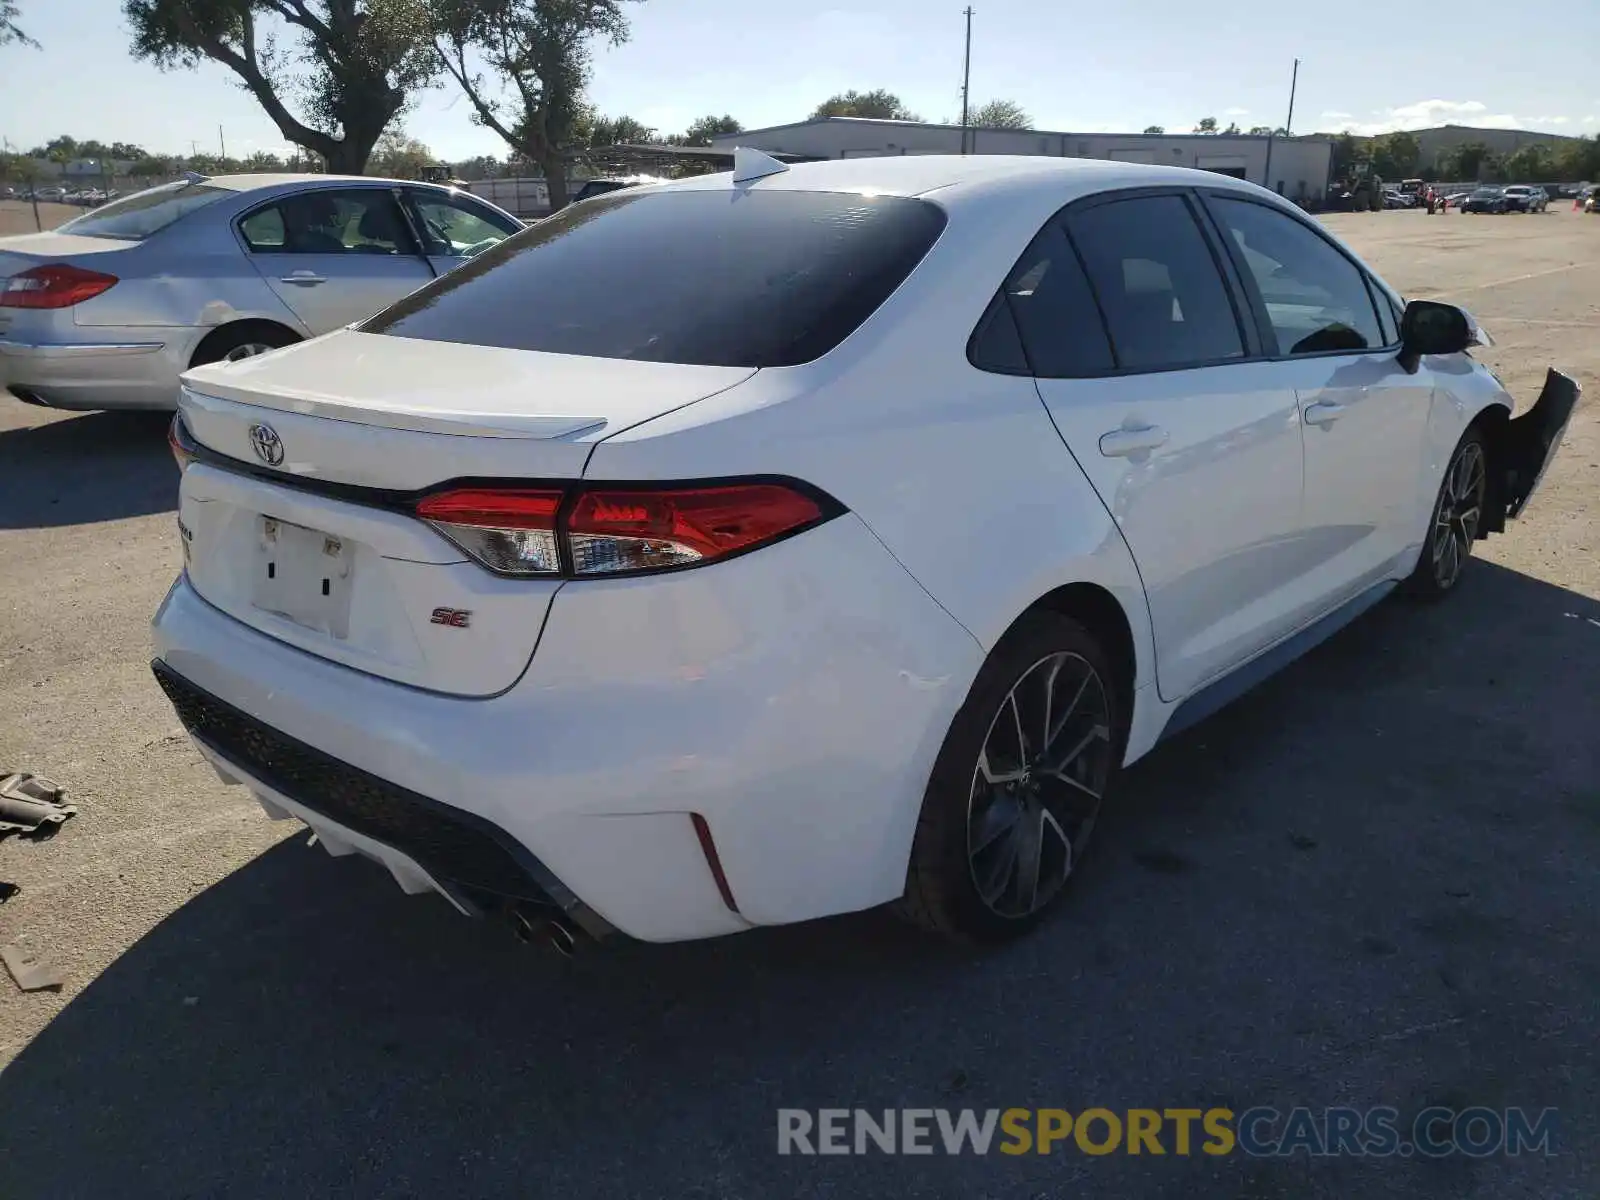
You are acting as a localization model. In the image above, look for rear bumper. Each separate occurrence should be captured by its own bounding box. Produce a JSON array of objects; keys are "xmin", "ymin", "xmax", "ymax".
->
[
  {"xmin": 0, "ymin": 333, "xmax": 189, "ymax": 410},
  {"xmin": 151, "ymin": 514, "xmax": 984, "ymax": 942}
]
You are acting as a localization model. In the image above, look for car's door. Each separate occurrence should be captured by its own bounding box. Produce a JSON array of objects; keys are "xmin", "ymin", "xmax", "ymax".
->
[
  {"xmin": 1200, "ymin": 192, "xmax": 1436, "ymax": 605},
  {"xmin": 400, "ymin": 187, "xmax": 521, "ymax": 275},
  {"xmin": 237, "ymin": 187, "xmax": 435, "ymax": 333},
  {"xmin": 1019, "ymin": 191, "xmax": 1310, "ymax": 702}
]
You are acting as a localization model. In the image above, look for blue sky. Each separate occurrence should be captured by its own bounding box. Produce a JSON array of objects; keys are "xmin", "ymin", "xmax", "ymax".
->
[{"xmin": 4, "ymin": 0, "xmax": 1597, "ymax": 159}]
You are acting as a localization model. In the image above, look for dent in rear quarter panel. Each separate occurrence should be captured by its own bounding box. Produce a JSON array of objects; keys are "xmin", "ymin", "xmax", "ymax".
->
[{"xmin": 72, "ymin": 238, "xmax": 306, "ymax": 336}]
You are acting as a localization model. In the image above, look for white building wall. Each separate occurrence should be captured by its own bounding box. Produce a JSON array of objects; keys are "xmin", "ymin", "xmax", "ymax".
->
[{"xmin": 710, "ymin": 119, "xmax": 1333, "ymax": 203}]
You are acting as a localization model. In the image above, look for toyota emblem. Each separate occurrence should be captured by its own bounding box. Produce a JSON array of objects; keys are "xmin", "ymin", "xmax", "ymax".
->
[{"xmin": 248, "ymin": 423, "xmax": 285, "ymax": 466}]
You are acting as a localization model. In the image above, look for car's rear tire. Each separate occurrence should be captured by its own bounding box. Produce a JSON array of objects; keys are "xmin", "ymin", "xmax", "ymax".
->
[
  {"xmin": 189, "ymin": 322, "xmax": 300, "ymax": 369},
  {"xmin": 1404, "ymin": 427, "xmax": 1489, "ymax": 600},
  {"xmin": 895, "ymin": 612, "xmax": 1125, "ymax": 944}
]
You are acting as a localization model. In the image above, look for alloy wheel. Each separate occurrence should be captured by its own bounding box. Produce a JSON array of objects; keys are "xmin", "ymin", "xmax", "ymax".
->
[
  {"xmin": 1431, "ymin": 440, "xmax": 1486, "ymax": 589},
  {"xmin": 966, "ymin": 652, "xmax": 1113, "ymax": 919}
]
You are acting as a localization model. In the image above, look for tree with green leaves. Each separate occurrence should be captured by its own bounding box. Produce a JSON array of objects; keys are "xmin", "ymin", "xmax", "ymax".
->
[
  {"xmin": 2, "ymin": 1, "xmax": 38, "ymax": 47},
  {"xmin": 1142, "ymin": 125, "xmax": 1164, "ymax": 135},
  {"xmin": 584, "ymin": 113, "xmax": 655, "ymax": 147},
  {"xmin": 1436, "ymin": 141, "xmax": 1494, "ymax": 182},
  {"xmin": 432, "ymin": 0, "xmax": 638, "ymax": 211},
  {"xmin": 123, "ymin": 0, "xmax": 440, "ymax": 174},
  {"xmin": 369, "ymin": 127, "xmax": 433, "ymax": 176},
  {"xmin": 1247, "ymin": 125, "xmax": 1272, "ymax": 136},
  {"xmin": 670, "ymin": 114, "xmax": 741, "ymax": 146},
  {"xmin": 1368, "ymin": 130, "xmax": 1419, "ymax": 180},
  {"xmin": 1193, "ymin": 116, "xmax": 1218, "ymax": 134},
  {"xmin": 969, "ymin": 99, "xmax": 1029, "ymax": 129},
  {"xmin": 812, "ymin": 89, "xmax": 920, "ymax": 121}
]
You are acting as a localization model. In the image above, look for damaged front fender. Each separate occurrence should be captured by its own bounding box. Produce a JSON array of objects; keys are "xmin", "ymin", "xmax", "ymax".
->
[{"xmin": 1485, "ymin": 368, "xmax": 1582, "ymax": 532}]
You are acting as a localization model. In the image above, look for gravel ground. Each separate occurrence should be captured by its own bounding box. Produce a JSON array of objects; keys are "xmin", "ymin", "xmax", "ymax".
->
[{"xmin": 0, "ymin": 208, "xmax": 1596, "ymax": 1199}]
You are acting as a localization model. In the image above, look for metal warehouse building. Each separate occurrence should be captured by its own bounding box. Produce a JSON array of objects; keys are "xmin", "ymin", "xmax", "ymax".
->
[{"xmin": 709, "ymin": 117, "xmax": 1333, "ymax": 205}]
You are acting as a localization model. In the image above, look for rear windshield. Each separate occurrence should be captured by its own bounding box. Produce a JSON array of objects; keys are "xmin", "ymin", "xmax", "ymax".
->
[
  {"xmin": 57, "ymin": 181, "xmax": 230, "ymax": 240},
  {"xmin": 361, "ymin": 189, "xmax": 948, "ymax": 367}
]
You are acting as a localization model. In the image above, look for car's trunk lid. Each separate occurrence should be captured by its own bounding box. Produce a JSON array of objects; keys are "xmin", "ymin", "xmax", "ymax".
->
[{"xmin": 176, "ymin": 329, "xmax": 757, "ymax": 695}]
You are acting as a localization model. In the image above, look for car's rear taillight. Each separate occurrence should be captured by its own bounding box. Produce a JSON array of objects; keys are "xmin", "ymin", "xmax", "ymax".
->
[
  {"xmin": 415, "ymin": 488, "xmax": 564, "ymax": 576},
  {"xmin": 415, "ymin": 481, "xmax": 836, "ymax": 578},
  {"xmin": 0, "ymin": 263, "xmax": 118, "ymax": 309},
  {"xmin": 167, "ymin": 414, "xmax": 197, "ymax": 472}
]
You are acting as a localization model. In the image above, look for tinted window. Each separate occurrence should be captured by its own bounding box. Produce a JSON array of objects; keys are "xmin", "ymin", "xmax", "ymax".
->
[
  {"xmin": 406, "ymin": 190, "xmax": 519, "ymax": 257},
  {"xmin": 1066, "ymin": 195, "xmax": 1243, "ymax": 371},
  {"xmin": 1209, "ymin": 197, "xmax": 1383, "ymax": 355},
  {"xmin": 57, "ymin": 181, "xmax": 229, "ymax": 240},
  {"xmin": 987, "ymin": 223, "xmax": 1113, "ymax": 376},
  {"xmin": 968, "ymin": 293, "xmax": 1030, "ymax": 374},
  {"xmin": 240, "ymin": 189, "xmax": 413, "ymax": 255},
  {"xmin": 364, "ymin": 190, "xmax": 948, "ymax": 367}
]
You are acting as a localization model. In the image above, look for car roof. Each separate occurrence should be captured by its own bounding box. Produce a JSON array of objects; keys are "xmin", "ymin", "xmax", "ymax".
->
[
  {"xmin": 656, "ymin": 154, "xmax": 1276, "ymax": 204},
  {"xmin": 206, "ymin": 173, "xmax": 410, "ymax": 192}
]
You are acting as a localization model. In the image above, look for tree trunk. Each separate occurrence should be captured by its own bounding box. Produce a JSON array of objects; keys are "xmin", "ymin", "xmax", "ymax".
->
[{"xmin": 540, "ymin": 150, "xmax": 569, "ymax": 212}]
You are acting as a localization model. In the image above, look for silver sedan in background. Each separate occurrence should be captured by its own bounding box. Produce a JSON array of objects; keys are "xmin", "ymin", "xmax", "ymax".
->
[{"xmin": 0, "ymin": 173, "xmax": 522, "ymax": 411}]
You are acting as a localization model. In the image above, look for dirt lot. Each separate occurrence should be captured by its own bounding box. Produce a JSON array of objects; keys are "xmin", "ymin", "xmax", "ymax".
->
[
  {"xmin": 0, "ymin": 209, "xmax": 1596, "ymax": 1198},
  {"xmin": 0, "ymin": 201, "xmax": 85, "ymax": 236}
]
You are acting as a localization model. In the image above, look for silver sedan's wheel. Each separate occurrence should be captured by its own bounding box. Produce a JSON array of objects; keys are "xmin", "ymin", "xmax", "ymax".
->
[
  {"xmin": 222, "ymin": 341, "xmax": 279, "ymax": 362},
  {"xmin": 1429, "ymin": 439, "xmax": 1486, "ymax": 590},
  {"xmin": 966, "ymin": 651, "xmax": 1113, "ymax": 919}
]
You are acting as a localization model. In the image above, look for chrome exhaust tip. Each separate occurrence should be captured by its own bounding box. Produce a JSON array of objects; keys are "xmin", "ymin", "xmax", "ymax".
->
[{"xmin": 510, "ymin": 907, "xmax": 580, "ymax": 957}]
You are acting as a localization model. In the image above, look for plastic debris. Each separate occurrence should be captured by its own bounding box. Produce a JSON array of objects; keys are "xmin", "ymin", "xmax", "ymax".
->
[
  {"xmin": 0, "ymin": 773, "xmax": 76, "ymax": 838},
  {"xmin": 1, "ymin": 944, "xmax": 64, "ymax": 992}
]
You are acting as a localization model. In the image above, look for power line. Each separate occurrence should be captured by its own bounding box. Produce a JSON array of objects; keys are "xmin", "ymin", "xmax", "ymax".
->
[{"xmin": 959, "ymin": 7, "xmax": 973, "ymax": 155}]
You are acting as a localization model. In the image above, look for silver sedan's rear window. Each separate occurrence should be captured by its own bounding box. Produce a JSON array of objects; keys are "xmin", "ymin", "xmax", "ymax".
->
[
  {"xmin": 361, "ymin": 189, "xmax": 948, "ymax": 368},
  {"xmin": 57, "ymin": 181, "xmax": 231, "ymax": 240}
]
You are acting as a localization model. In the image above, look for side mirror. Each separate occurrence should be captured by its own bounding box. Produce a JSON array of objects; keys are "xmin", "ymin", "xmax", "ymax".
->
[{"xmin": 1397, "ymin": 300, "xmax": 1478, "ymax": 373}]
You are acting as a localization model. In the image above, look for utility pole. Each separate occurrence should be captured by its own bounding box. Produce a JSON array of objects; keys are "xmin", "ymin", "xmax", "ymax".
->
[
  {"xmin": 218, "ymin": 125, "xmax": 227, "ymax": 161},
  {"xmin": 1261, "ymin": 57, "xmax": 1299, "ymax": 194},
  {"xmin": 959, "ymin": 6, "xmax": 973, "ymax": 155}
]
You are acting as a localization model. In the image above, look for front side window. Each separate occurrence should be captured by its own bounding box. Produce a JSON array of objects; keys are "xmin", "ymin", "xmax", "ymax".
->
[
  {"xmin": 405, "ymin": 190, "xmax": 519, "ymax": 257},
  {"xmin": 1065, "ymin": 194, "xmax": 1244, "ymax": 371},
  {"xmin": 56, "ymin": 180, "xmax": 229, "ymax": 240},
  {"xmin": 363, "ymin": 189, "xmax": 948, "ymax": 368},
  {"xmin": 1209, "ymin": 196, "xmax": 1384, "ymax": 355},
  {"xmin": 239, "ymin": 189, "xmax": 414, "ymax": 255}
]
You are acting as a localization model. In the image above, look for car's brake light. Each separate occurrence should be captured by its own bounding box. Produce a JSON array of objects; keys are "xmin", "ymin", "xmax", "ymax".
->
[
  {"xmin": 415, "ymin": 488, "xmax": 564, "ymax": 576},
  {"xmin": 167, "ymin": 414, "xmax": 197, "ymax": 472},
  {"xmin": 566, "ymin": 484, "xmax": 825, "ymax": 575},
  {"xmin": 414, "ymin": 481, "xmax": 835, "ymax": 578},
  {"xmin": 0, "ymin": 263, "xmax": 118, "ymax": 309}
]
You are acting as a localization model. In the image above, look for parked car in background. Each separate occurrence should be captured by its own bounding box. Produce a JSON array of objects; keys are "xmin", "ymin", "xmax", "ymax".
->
[
  {"xmin": 1382, "ymin": 188, "xmax": 1415, "ymax": 209},
  {"xmin": 1460, "ymin": 187, "xmax": 1508, "ymax": 214},
  {"xmin": 1501, "ymin": 185, "xmax": 1548, "ymax": 213},
  {"xmin": 0, "ymin": 173, "xmax": 523, "ymax": 411},
  {"xmin": 152, "ymin": 154, "xmax": 1579, "ymax": 949},
  {"xmin": 569, "ymin": 174, "xmax": 668, "ymax": 204}
]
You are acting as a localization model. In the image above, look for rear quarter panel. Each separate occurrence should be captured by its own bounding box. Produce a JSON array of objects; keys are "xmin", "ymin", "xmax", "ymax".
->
[{"xmin": 583, "ymin": 185, "xmax": 1156, "ymax": 692}]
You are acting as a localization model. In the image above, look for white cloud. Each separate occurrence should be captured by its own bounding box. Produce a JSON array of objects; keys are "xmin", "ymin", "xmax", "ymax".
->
[
  {"xmin": 1223, "ymin": 107, "xmax": 1250, "ymax": 116},
  {"xmin": 1321, "ymin": 110, "xmax": 1354, "ymax": 120},
  {"xmin": 1318, "ymin": 98, "xmax": 1561, "ymax": 136}
]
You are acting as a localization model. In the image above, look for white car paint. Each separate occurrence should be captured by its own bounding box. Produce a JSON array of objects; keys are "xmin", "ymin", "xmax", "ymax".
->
[{"xmin": 152, "ymin": 155, "xmax": 1566, "ymax": 944}]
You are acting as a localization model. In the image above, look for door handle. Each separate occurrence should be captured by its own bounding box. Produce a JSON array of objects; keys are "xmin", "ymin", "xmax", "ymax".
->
[
  {"xmin": 1304, "ymin": 401, "xmax": 1345, "ymax": 427},
  {"xmin": 1098, "ymin": 424, "xmax": 1169, "ymax": 457},
  {"xmin": 279, "ymin": 272, "xmax": 326, "ymax": 286}
]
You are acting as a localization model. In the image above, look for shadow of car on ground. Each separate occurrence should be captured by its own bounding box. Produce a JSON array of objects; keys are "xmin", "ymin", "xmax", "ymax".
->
[
  {"xmin": 0, "ymin": 410, "xmax": 176, "ymax": 529},
  {"xmin": 1, "ymin": 563, "xmax": 1595, "ymax": 1199}
]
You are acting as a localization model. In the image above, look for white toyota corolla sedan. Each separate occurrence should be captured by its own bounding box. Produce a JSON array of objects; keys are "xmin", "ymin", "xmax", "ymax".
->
[{"xmin": 151, "ymin": 152, "xmax": 1579, "ymax": 950}]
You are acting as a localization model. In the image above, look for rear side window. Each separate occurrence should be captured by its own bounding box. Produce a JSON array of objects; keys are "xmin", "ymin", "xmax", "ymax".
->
[
  {"xmin": 56, "ymin": 181, "xmax": 229, "ymax": 240},
  {"xmin": 1208, "ymin": 196, "xmax": 1384, "ymax": 355},
  {"xmin": 978, "ymin": 223, "xmax": 1113, "ymax": 377},
  {"xmin": 1066, "ymin": 195, "xmax": 1244, "ymax": 371},
  {"xmin": 362, "ymin": 189, "xmax": 947, "ymax": 367}
]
